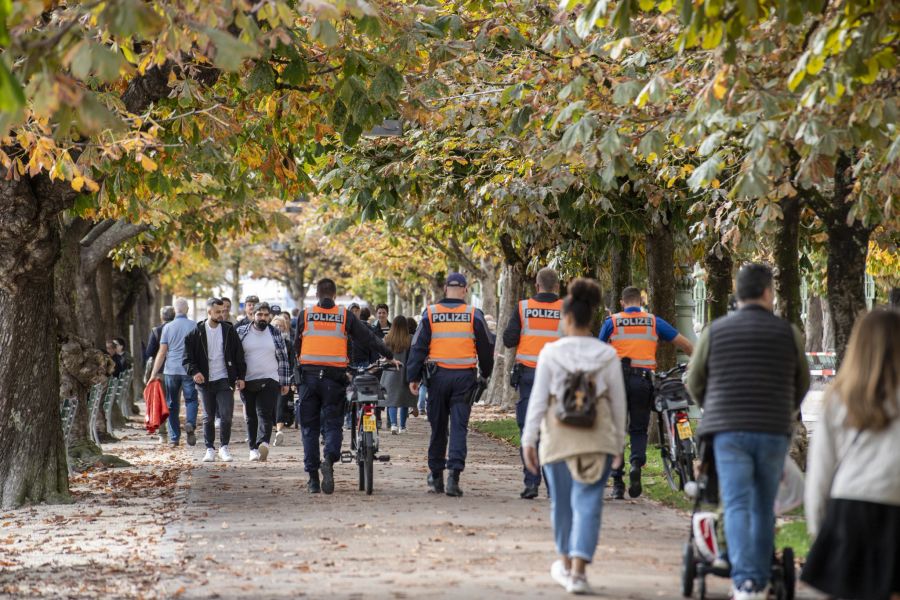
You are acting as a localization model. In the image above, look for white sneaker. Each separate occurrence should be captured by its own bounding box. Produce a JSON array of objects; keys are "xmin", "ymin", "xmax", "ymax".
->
[
  {"xmin": 249, "ymin": 449, "xmax": 260, "ymax": 462},
  {"xmin": 732, "ymin": 581, "xmax": 766, "ymax": 600},
  {"xmin": 399, "ymin": 427, "xmax": 407, "ymax": 434},
  {"xmin": 218, "ymin": 445, "xmax": 233, "ymax": 462},
  {"xmin": 550, "ymin": 560, "xmax": 570, "ymax": 589},
  {"xmin": 566, "ymin": 575, "xmax": 591, "ymax": 595},
  {"xmin": 258, "ymin": 443, "xmax": 269, "ymax": 462},
  {"xmin": 391, "ymin": 426, "xmax": 399, "ymax": 435},
  {"xmin": 202, "ymin": 448, "xmax": 216, "ymax": 462},
  {"xmin": 273, "ymin": 430, "xmax": 284, "ymax": 447}
]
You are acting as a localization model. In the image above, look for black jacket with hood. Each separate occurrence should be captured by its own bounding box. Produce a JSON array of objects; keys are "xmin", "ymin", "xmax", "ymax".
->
[{"xmin": 182, "ymin": 319, "xmax": 247, "ymax": 387}]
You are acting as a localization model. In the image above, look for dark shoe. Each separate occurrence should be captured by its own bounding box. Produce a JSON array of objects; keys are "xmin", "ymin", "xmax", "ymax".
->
[
  {"xmin": 520, "ymin": 485, "xmax": 539, "ymax": 500},
  {"xmin": 307, "ymin": 476, "xmax": 321, "ymax": 494},
  {"xmin": 427, "ymin": 472, "xmax": 444, "ymax": 494},
  {"xmin": 321, "ymin": 458, "xmax": 335, "ymax": 495},
  {"xmin": 169, "ymin": 439, "xmax": 179, "ymax": 448},
  {"xmin": 628, "ymin": 465, "xmax": 643, "ymax": 498},
  {"xmin": 446, "ymin": 470, "xmax": 463, "ymax": 497},
  {"xmin": 610, "ymin": 477, "xmax": 625, "ymax": 500},
  {"xmin": 184, "ymin": 423, "xmax": 196, "ymax": 447}
]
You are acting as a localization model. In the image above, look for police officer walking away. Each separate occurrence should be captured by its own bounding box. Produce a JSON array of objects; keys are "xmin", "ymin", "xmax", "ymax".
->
[
  {"xmin": 601, "ymin": 286, "xmax": 694, "ymax": 499},
  {"xmin": 502, "ymin": 267, "xmax": 563, "ymax": 499},
  {"xmin": 293, "ymin": 278, "xmax": 394, "ymax": 494},
  {"xmin": 408, "ymin": 273, "xmax": 495, "ymax": 497}
]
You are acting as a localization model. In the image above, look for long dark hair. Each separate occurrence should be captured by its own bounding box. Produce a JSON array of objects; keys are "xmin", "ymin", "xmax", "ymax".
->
[
  {"xmin": 563, "ymin": 278, "xmax": 602, "ymax": 329},
  {"xmin": 384, "ymin": 315, "xmax": 411, "ymax": 354}
]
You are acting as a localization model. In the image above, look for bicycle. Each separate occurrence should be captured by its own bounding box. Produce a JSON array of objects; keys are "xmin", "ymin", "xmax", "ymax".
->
[
  {"xmin": 340, "ymin": 360, "xmax": 397, "ymax": 495},
  {"xmin": 654, "ymin": 364, "xmax": 697, "ymax": 492}
]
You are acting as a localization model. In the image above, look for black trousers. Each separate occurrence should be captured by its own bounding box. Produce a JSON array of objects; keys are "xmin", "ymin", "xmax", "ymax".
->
[
  {"xmin": 611, "ymin": 372, "xmax": 653, "ymax": 478},
  {"xmin": 242, "ymin": 379, "xmax": 279, "ymax": 449},
  {"xmin": 199, "ymin": 378, "xmax": 234, "ymax": 449}
]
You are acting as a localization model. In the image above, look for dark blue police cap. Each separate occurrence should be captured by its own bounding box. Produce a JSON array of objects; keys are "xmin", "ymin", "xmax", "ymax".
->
[{"xmin": 446, "ymin": 273, "xmax": 467, "ymax": 287}]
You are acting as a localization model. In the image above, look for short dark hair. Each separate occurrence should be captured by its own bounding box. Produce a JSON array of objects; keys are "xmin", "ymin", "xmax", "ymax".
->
[
  {"xmin": 359, "ymin": 307, "xmax": 372, "ymax": 321},
  {"xmin": 220, "ymin": 297, "xmax": 231, "ymax": 304},
  {"xmin": 291, "ymin": 307, "xmax": 300, "ymax": 316},
  {"xmin": 113, "ymin": 337, "xmax": 127, "ymax": 348},
  {"xmin": 564, "ymin": 278, "xmax": 602, "ymax": 328},
  {"xmin": 621, "ymin": 287, "xmax": 642, "ymax": 304},
  {"xmin": 207, "ymin": 297, "xmax": 224, "ymax": 307},
  {"xmin": 317, "ymin": 278, "xmax": 337, "ymax": 298},
  {"xmin": 736, "ymin": 263, "xmax": 773, "ymax": 301},
  {"xmin": 255, "ymin": 302, "xmax": 271, "ymax": 314},
  {"xmin": 376, "ymin": 303, "xmax": 389, "ymax": 312}
]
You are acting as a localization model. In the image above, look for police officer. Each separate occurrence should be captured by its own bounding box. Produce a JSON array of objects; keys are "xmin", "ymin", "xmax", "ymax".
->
[
  {"xmin": 502, "ymin": 267, "xmax": 563, "ymax": 499},
  {"xmin": 600, "ymin": 286, "xmax": 694, "ymax": 499},
  {"xmin": 408, "ymin": 273, "xmax": 494, "ymax": 497},
  {"xmin": 293, "ymin": 278, "xmax": 394, "ymax": 495}
]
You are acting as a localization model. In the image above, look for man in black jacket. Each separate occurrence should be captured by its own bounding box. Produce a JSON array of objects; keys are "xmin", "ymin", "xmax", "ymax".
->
[{"xmin": 183, "ymin": 298, "xmax": 247, "ymax": 463}]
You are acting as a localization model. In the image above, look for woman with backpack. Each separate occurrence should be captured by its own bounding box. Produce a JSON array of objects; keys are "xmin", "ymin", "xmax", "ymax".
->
[
  {"xmin": 521, "ymin": 278, "xmax": 626, "ymax": 595},
  {"xmin": 381, "ymin": 315, "xmax": 419, "ymax": 433}
]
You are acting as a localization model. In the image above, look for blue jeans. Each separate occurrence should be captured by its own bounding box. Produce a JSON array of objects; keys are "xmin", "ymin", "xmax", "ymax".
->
[
  {"xmin": 542, "ymin": 456, "xmax": 613, "ymax": 562},
  {"xmin": 515, "ymin": 366, "xmax": 541, "ymax": 488},
  {"xmin": 713, "ymin": 431, "xmax": 790, "ymax": 589},
  {"xmin": 417, "ymin": 385, "xmax": 427, "ymax": 412},
  {"xmin": 164, "ymin": 374, "xmax": 199, "ymax": 442},
  {"xmin": 387, "ymin": 407, "xmax": 408, "ymax": 428}
]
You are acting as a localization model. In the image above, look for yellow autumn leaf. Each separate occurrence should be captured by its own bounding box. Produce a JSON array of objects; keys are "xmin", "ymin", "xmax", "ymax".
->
[
  {"xmin": 72, "ymin": 176, "xmax": 85, "ymax": 191},
  {"xmin": 713, "ymin": 70, "xmax": 728, "ymax": 100},
  {"xmin": 83, "ymin": 177, "xmax": 100, "ymax": 192},
  {"xmin": 711, "ymin": 178, "xmax": 720, "ymax": 189},
  {"xmin": 139, "ymin": 154, "xmax": 158, "ymax": 172}
]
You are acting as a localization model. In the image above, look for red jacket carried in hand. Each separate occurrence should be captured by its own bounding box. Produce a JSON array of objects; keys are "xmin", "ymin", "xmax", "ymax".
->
[{"xmin": 144, "ymin": 379, "xmax": 169, "ymax": 434}]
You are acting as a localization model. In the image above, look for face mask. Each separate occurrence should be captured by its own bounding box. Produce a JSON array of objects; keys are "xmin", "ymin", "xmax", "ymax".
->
[{"xmin": 254, "ymin": 320, "xmax": 268, "ymax": 330}]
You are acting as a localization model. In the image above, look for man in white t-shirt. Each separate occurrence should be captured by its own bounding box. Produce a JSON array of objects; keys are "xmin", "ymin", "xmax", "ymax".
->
[{"xmin": 236, "ymin": 303, "xmax": 292, "ymax": 461}]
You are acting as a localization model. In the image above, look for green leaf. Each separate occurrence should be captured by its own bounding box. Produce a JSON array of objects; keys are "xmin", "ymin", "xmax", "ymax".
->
[
  {"xmin": 206, "ymin": 29, "xmax": 258, "ymax": 72},
  {"xmin": 369, "ymin": 66, "xmax": 404, "ymax": 100},
  {"xmin": 638, "ymin": 129, "xmax": 665, "ymax": 158},
  {"xmin": 0, "ymin": 59, "xmax": 25, "ymax": 112},
  {"xmin": 698, "ymin": 130, "xmax": 726, "ymax": 156},
  {"xmin": 687, "ymin": 153, "xmax": 725, "ymax": 191},
  {"xmin": 612, "ymin": 80, "xmax": 642, "ymax": 106},
  {"xmin": 311, "ymin": 19, "xmax": 340, "ymax": 47},
  {"xmin": 247, "ymin": 61, "xmax": 277, "ymax": 92},
  {"xmin": 597, "ymin": 126, "xmax": 623, "ymax": 158}
]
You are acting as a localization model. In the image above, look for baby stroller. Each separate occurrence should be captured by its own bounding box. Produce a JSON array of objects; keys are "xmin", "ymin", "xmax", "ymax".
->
[{"xmin": 681, "ymin": 440, "xmax": 797, "ymax": 600}]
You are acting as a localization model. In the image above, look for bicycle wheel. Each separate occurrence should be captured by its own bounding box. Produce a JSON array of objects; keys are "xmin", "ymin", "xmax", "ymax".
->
[
  {"xmin": 363, "ymin": 431, "xmax": 375, "ymax": 495},
  {"xmin": 677, "ymin": 440, "xmax": 696, "ymax": 490}
]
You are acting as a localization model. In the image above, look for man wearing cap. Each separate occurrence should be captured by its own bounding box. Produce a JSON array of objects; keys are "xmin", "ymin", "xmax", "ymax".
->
[
  {"xmin": 293, "ymin": 278, "xmax": 395, "ymax": 494},
  {"xmin": 235, "ymin": 295, "xmax": 259, "ymax": 329},
  {"xmin": 502, "ymin": 267, "xmax": 563, "ymax": 500},
  {"xmin": 407, "ymin": 273, "xmax": 495, "ymax": 497}
]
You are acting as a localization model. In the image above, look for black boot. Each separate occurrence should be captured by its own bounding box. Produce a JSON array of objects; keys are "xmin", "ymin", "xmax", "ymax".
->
[
  {"xmin": 446, "ymin": 470, "xmax": 463, "ymax": 497},
  {"xmin": 610, "ymin": 475, "xmax": 625, "ymax": 500},
  {"xmin": 321, "ymin": 457, "xmax": 335, "ymax": 495},
  {"xmin": 628, "ymin": 465, "xmax": 643, "ymax": 498},
  {"xmin": 520, "ymin": 485, "xmax": 539, "ymax": 500},
  {"xmin": 427, "ymin": 471, "xmax": 444, "ymax": 494},
  {"xmin": 307, "ymin": 474, "xmax": 321, "ymax": 494}
]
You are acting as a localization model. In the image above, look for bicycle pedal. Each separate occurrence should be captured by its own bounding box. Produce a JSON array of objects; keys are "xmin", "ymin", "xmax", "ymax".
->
[
  {"xmin": 340, "ymin": 451, "xmax": 353, "ymax": 464},
  {"xmin": 377, "ymin": 455, "xmax": 391, "ymax": 462}
]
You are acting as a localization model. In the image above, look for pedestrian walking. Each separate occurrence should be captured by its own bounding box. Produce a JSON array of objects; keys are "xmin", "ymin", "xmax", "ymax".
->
[
  {"xmin": 686, "ymin": 264, "xmax": 810, "ymax": 600},
  {"xmin": 148, "ymin": 298, "xmax": 200, "ymax": 447},
  {"xmin": 294, "ymin": 278, "xmax": 394, "ymax": 494},
  {"xmin": 145, "ymin": 305, "xmax": 175, "ymax": 442},
  {"xmin": 182, "ymin": 297, "xmax": 246, "ymax": 463},
  {"xmin": 381, "ymin": 316, "xmax": 418, "ymax": 433},
  {"xmin": 270, "ymin": 314, "xmax": 297, "ymax": 444},
  {"xmin": 802, "ymin": 309, "xmax": 900, "ymax": 600},
  {"xmin": 503, "ymin": 266, "xmax": 564, "ymax": 500},
  {"xmin": 221, "ymin": 297, "xmax": 233, "ymax": 324},
  {"xmin": 407, "ymin": 272, "xmax": 495, "ymax": 497},
  {"xmin": 521, "ymin": 277, "xmax": 626, "ymax": 595},
  {"xmin": 235, "ymin": 294, "xmax": 259, "ymax": 328},
  {"xmin": 374, "ymin": 303, "xmax": 391, "ymax": 338},
  {"xmin": 236, "ymin": 303, "xmax": 292, "ymax": 462},
  {"xmin": 601, "ymin": 286, "xmax": 694, "ymax": 499}
]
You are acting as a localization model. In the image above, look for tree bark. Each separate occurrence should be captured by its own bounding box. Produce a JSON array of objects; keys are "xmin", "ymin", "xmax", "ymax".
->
[
  {"xmin": 479, "ymin": 257, "xmax": 499, "ymax": 319},
  {"xmin": 821, "ymin": 298, "xmax": 835, "ymax": 352},
  {"xmin": 805, "ymin": 296, "xmax": 824, "ymax": 353},
  {"xmin": 704, "ymin": 240, "xmax": 733, "ymax": 323},
  {"xmin": 97, "ymin": 258, "xmax": 115, "ymax": 345},
  {"xmin": 645, "ymin": 220, "xmax": 677, "ymax": 370},
  {"xmin": 608, "ymin": 235, "xmax": 632, "ymax": 311},
  {"xmin": 484, "ymin": 262, "xmax": 524, "ymax": 409},
  {"xmin": 774, "ymin": 196, "xmax": 803, "ymax": 329}
]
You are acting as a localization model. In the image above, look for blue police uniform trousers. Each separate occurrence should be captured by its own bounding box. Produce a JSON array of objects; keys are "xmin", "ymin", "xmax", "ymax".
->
[
  {"xmin": 611, "ymin": 371, "xmax": 654, "ymax": 479},
  {"xmin": 298, "ymin": 371, "xmax": 346, "ymax": 474},
  {"xmin": 515, "ymin": 366, "xmax": 542, "ymax": 488},
  {"xmin": 426, "ymin": 368, "xmax": 476, "ymax": 474}
]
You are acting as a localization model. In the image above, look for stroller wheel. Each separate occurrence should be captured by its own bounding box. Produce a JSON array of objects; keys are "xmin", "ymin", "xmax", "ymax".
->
[
  {"xmin": 697, "ymin": 574, "xmax": 706, "ymax": 600},
  {"xmin": 681, "ymin": 542, "xmax": 696, "ymax": 597},
  {"xmin": 782, "ymin": 548, "xmax": 796, "ymax": 600}
]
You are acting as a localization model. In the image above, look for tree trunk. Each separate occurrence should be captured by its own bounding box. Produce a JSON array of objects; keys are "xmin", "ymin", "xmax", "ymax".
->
[
  {"xmin": 479, "ymin": 258, "xmax": 499, "ymax": 319},
  {"xmin": 608, "ymin": 235, "xmax": 632, "ymax": 311},
  {"xmin": 821, "ymin": 298, "xmax": 835, "ymax": 352},
  {"xmin": 824, "ymin": 220, "xmax": 870, "ymax": 364},
  {"xmin": 805, "ymin": 296, "xmax": 824, "ymax": 353},
  {"xmin": 97, "ymin": 258, "xmax": 115, "ymax": 344},
  {"xmin": 704, "ymin": 241, "xmax": 732, "ymax": 323},
  {"xmin": 484, "ymin": 263, "xmax": 524, "ymax": 409},
  {"xmin": 774, "ymin": 196, "xmax": 803, "ymax": 329},
  {"xmin": 230, "ymin": 251, "xmax": 241, "ymax": 308},
  {"xmin": 645, "ymin": 220, "xmax": 677, "ymax": 370}
]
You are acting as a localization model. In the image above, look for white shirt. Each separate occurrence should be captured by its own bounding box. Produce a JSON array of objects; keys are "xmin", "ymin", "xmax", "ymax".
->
[
  {"xmin": 242, "ymin": 326, "xmax": 279, "ymax": 382},
  {"xmin": 205, "ymin": 321, "xmax": 228, "ymax": 381}
]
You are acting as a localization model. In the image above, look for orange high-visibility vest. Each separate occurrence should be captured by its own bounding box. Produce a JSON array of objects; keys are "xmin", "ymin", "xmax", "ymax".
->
[
  {"xmin": 609, "ymin": 310, "xmax": 658, "ymax": 370},
  {"xmin": 515, "ymin": 298, "xmax": 564, "ymax": 368},
  {"xmin": 299, "ymin": 305, "xmax": 349, "ymax": 368},
  {"xmin": 427, "ymin": 303, "xmax": 477, "ymax": 369}
]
